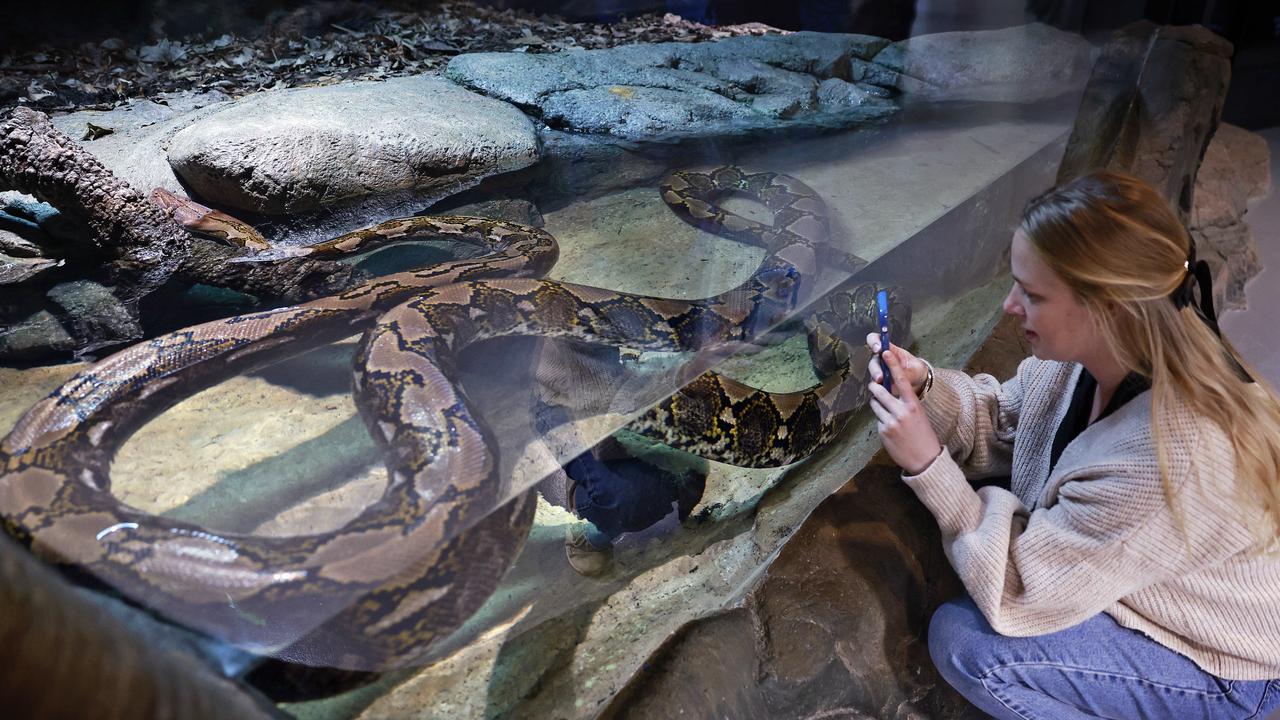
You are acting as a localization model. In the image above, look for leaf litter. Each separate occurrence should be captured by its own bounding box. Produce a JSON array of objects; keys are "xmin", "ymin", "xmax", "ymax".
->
[{"xmin": 0, "ymin": 1, "xmax": 784, "ymax": 116}]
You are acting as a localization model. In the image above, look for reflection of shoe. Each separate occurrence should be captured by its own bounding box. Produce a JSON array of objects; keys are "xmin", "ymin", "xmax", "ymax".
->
[{"xmin": 565, "ymin": 524, "xmax": 613, "ymax": 577}]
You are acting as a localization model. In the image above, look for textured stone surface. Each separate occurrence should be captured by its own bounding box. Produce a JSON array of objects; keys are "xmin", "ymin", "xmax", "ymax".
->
[
  {"xmin": 517, "ymin": 128, "xmax": 675, "ymax": 208},
  {"xmin": 1190, "ymin": 124, "xmax": 1271, "ymax": 312},
  {"xmin": 0, "ymin": 227, "xmax": 46, "ymax": 259},
  {"xmin": 445, "ymin": 32, "xmax": 897, "ymax": 141},
  {"xmin": 47, "ymin": 92, "xmax": 232, "ymax": 197},
  {"xmin": 167, "ymin": 76, "xmax": 540, "ymax": 216},
  {"xmin": 45, "ymin": 279, "xmax": 144, "ymax": 355},
  {"xmin": 600, "ymin": 460, "xmax": 970, "ymax": 719},
  {"xmin": 1057, "ymin": 21, "xmax": 1233, "ymax": 221},
  {"xmin": 0, "ymin": 254, "xmax": 58, "ymax": 285},
  {"xmin": 871, "ymin": 23, "xmax": 1095, "ymax": 103},
  {"xmin": 0, "ymin": 309, "xmax": 76, "ymax": 360}
]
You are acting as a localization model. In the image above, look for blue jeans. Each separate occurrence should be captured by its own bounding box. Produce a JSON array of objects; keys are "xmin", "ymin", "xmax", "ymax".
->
[{"xmin": 929, "ymin": 596, "xmax": 1280, "ymax": 720}]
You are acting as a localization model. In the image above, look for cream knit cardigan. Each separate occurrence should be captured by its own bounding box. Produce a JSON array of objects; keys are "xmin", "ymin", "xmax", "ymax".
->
[{"xmin": 909, "ymin": 356, "xmax": 1280, "ymax": 680}]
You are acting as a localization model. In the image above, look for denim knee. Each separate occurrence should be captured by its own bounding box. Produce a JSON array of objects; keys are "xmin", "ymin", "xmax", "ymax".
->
[{"xmin": 928, "ymin": 597, "xmax": 990, "ymax": 686}]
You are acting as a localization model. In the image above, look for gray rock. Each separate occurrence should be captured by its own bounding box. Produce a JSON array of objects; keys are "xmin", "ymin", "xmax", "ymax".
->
[
  {"xmin": 46, "ymin": 280, "xmax": 143, "ymax": 354},
  {"xmin": 0, "ymin": 310, "xmax": 76, "ymax": 361},
  {"xmin": 0, "ymin": 191, "xmax": 88, "ymax": 246},
  {"xmin": 1191, "ymin": 124, "xmax": 1270, "ymax": 312},
  {"xmin": 530, "ymin": 129, "xmax": 672, "ymax": 204},
  {"xmin": 1228, "ymin": 124, "xmax": 1272, "ymax": 204},
  {"xmin": 872, "ymin": 22, "xmax": 1095, "ymax": 103},
  {"xmin": 0, "ymin": 254, "xmax": 61, "ymax": 284},
  {"xmin": 446, "ymin": 32, "xmax": 897, "ymax": 142},
  {"xmin": 167, "ymin": 76, "xmax": 540, "ymax": 216},
  {"xmin": 1058, "ymin": 22, "xmax": 1232, "ymax": 221},
  {"xmin": 1194, "ymin": 124, "xmax": 1269, "ymax": 230},
  {"xmin": 52, "ymin": 97, "xmax": 184, "ymax": 138},
  {"xmin": 47, "ymin": 92, "xmax": 233, "ymax": 197},
  {"xmin": 431, "ymin": 197, "xmax": 545, "ymax": 228},
  {"xmin": 0, "ymin": 227, "xmax": 44, "ymax": 258},
  {"xmin": 816, "ymin": 77, "xmax": 892, "ymax": 107},
  {"xmin": 0, "ymin": 222, "xmax": 48, "ymax": 257}
]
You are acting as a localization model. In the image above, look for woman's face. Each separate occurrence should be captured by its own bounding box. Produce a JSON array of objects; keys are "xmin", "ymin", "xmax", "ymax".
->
[{"xmin": 1003, "ymin": 228, "xmax": 1102, "ymax": 364}]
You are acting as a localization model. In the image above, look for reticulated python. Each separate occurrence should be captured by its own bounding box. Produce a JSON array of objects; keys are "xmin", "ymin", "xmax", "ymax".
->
[{"xmin": 0, "ymin": 168, "xmax": 907, "ymax": 671}]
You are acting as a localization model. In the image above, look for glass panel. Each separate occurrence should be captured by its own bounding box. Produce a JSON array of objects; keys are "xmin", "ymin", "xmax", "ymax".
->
[{"xmin": 1, "ymin": 2, "xmax": 1190, "ymax": 717}]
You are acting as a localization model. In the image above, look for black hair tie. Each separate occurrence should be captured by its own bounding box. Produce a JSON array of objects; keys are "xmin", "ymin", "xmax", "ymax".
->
[
  {"xmin": 1170, "ymin": 238, "xmax": 1252, "ymax": 382},
  {"xmin": 1171, "ymin": 240, "xmax": 1219, "ymax": 331}
]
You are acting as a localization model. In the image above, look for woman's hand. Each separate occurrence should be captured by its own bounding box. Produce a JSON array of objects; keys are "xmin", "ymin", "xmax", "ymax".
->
[
  {"xmin": 865, "ymin": 332, "xmax": 929, "ymax": 392},
  {"xmin": 866, "ymin": 338, "xmax": 943, "ymax": 476}
]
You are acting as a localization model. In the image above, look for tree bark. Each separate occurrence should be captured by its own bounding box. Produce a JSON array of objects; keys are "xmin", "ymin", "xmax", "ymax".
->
[{"xmin": 0, "ymin": 106, "xmax": 190, "ymax": 305}]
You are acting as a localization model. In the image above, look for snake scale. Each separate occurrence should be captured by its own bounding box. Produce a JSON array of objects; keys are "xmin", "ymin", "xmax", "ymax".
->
[{"xmin": 0, "ymin": 167, "xmax": 908, "ymax": 670}]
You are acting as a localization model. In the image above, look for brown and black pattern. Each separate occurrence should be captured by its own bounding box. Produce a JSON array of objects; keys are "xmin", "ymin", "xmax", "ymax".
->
[{"xmin": 0, "ymin": 168, "xmax": 909, "ymax": 672}]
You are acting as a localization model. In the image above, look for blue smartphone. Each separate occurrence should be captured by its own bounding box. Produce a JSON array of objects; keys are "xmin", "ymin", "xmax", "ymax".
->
[{"xmin": 876, "ymin": 288, "xmax": 893, "ymax": 393}]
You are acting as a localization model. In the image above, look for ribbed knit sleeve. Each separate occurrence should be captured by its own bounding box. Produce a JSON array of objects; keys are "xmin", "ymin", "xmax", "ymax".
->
[
  {"xmin": 900, "ymin": 356, "xmax": 1280, "ymax": 677},
  {"xmin": 904, "ymin": 451, "xmax": 1161, "ymax": 634},
  {"xmin": 902, "ymin": 407, "xmax": 1261, "ymax": 640},
  {"xmin": 920, "ymin": 358, "xmax": 1030, "ymax": 479}
]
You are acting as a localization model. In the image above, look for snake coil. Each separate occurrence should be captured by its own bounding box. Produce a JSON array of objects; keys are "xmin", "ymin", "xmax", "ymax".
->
[{"xmin": 0, "ymin": 168, "xmax": 907, "ymax": 670}]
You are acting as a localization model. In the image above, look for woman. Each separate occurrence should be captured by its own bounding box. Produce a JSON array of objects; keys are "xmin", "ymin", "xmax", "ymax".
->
[{"xmin": 867, "ymin": 170, "xmax": 1280, "ymax": 719}]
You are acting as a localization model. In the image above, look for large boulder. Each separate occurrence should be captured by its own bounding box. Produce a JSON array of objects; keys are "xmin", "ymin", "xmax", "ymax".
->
[
  {"xmin": 1190, "ymin": 124, "xmax": 1271, "ymax": 312},
  {"xmin": 48, "ymin": 91, "xmax": 233, "ymax": 198},
  {"xmin": 445, "ymin": 32, "xmax": 897, "ymax": 142},
  {"xmin": 1056, "ymin": 21, "xmax": 1253, "ymax": 309},
  {"xmin": 870, "ymin": 23, "xmax": 1095, "ymax": 103},
  {"xmin": 600, "ymin": 460, "xmax": 976, "ymax": 720},
  {"xmin": 166, "ymin": 76, "xmax": 541, "ymax": 217},
  {"xmin": 1057, "ymin": 22, "xmax": 1233, "ymax": 221}
]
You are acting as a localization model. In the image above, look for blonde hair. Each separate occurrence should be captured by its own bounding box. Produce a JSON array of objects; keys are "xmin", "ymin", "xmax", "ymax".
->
[{"xmin": 1021, "ymin": 169, "xmax": 1280, "ymax": 550}]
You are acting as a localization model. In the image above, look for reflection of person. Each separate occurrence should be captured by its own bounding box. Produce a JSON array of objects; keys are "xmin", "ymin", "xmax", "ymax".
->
[
  {"xmin": 560, "ymin": 434, "xmax": 706, "ymax": 577},
  {"xmin": 534, "ymin": 394, "xmax": 706, "ymax": 577},
  {"xmin": 866, "ymin": 170, "xmax": 1280, "ymax": 718}
]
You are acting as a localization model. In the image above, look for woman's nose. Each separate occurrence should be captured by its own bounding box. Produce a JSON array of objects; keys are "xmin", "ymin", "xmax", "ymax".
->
[{"xmin": 1002, "ymin": 287, "xmax": 1021, "ymax": 316}]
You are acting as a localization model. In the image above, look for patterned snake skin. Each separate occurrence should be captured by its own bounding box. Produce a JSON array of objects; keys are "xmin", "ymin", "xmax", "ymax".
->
[{"xmin": 0, "ymin": 168, "xmax": 907, "ymax": 670}]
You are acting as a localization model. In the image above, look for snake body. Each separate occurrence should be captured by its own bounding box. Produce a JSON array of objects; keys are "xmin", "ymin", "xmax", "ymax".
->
[{"xmin": 0, "ymin": 168, "xmax": 904, "ymax": 670}]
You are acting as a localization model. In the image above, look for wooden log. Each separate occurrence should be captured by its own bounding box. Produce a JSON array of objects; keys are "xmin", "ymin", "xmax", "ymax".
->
[{"xmin": 0, "ymin": 107, "xmax": 190, "ymax": 305}]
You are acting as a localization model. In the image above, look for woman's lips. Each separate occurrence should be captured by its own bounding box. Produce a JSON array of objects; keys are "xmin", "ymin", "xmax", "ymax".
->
[{"xmin": 1024, "ymin": 330, "xmax": 1038, "ymax": 341}]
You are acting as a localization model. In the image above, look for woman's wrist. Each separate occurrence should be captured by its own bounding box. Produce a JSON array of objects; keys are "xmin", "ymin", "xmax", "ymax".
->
[{"xmin": 905, "ymin": 444, "xmax": 945, "ymax": 476}]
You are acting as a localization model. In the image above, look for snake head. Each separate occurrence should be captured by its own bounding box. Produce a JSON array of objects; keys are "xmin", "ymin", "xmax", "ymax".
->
[
  {"xmin": 149, "ymin": 188, "xmax": 272, "ymax": 250},
  {"xmin": 150, "ymin": 188, "xmax": 215, "ymax": 227}
]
